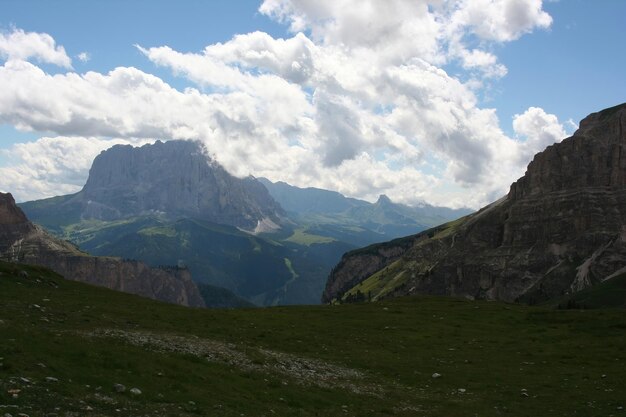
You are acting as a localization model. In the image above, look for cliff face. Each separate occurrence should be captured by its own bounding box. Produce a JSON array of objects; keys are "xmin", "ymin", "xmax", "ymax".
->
[
  {"xmin": 80, "ymin": 140, "xmax": 284, "ymax": 230},
  {"xmin": 321, "ymin": 235, "xmax": 418, "ymax": 303},
  {"xmin": 0, "ymin": 192, "xmax": 204, "ymax": 308},
  {"xmin": 0, "ymin": 193, "xmax": 35, "ymax": 256},
  {"xmin": 0, "ymin": 193, "xmax": 29, "ymax": 225},
  {"xmin": 324, "ymin": 103, "xmax": 626, "ymax": 304}
]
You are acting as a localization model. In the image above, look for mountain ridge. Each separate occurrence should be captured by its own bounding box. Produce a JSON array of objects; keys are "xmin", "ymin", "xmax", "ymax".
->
[
  {"xmin": 260, "ymin": 178, "xmax": 472, "ymax": 239},
  {"xmin": 324, "ymin": 102, "xmax": 626, "ymax": 304},
  {"xmin": 0, "ymin": 191, "xmax": 205, "ymax": 307}
]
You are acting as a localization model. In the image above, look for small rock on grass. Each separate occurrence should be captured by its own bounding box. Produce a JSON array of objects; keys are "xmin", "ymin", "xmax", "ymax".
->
[
  {"xmin": 113, "ymin": 383, "xmax": 126, "ymax": 393},
  {"xmin": 432, "ymin": 373, "xmax": 441, "ymax": 378},
  {"xmin": 130, "ymin": 388, "xmax": 142, "ymax": 395}
]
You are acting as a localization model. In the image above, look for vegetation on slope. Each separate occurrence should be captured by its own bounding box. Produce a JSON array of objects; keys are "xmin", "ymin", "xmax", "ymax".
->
[
  {"xmin": 16, "ymin": 204, "xmax": 361, "ymax": 306},
  {"xmin": 284, "ymin": 228, "xmax": 336, "ymax": 246},
  {"xmin": 29, "ymin": 215, "xmax": 354, "ymax": 306},
  {"xmin": 1, "ymin": 261, "xmax": 625, "ymax": 416},
  {"xmin": 555, "ymin": 272, "xmax": 626, "ymax": 309}
]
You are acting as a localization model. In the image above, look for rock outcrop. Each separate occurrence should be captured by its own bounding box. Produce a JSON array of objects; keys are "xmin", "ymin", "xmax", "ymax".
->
[
  {"xmin": 81, "ymin": 140, "xmax": 284, "ymax": 230},
  {"xmin": 0, "ymin": 193, "xmax": 29, "ymax": 225},
  {"xmin": 0, "ymin": 192, "xmax": 204, "ymax": 307},
  {"xmin": 324, "ymin": 103, "xmax": 626, "ymax": 304}
]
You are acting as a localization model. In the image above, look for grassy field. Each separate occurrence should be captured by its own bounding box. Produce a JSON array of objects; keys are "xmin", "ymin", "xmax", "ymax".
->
[
  {"xmin": 1, "ymin": 261, "xmax": 625, "ymax": 417},
  {"xmin": 284, "ymin": 228, "xmax": 336, "ymax": 246}
]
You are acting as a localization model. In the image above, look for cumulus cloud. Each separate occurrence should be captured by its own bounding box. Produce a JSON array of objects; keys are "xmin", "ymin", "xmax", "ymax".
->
[
  {"xmin": 451, "ymin": 0, "xmax": 553, "ymax": 42},
  {"xmin": 259, "ymin": 0, "xmax": 442, "ymax": 63},
  {"xmin": 0, "ymin": 2, "xmax": 560, "ymax": 208},
  {"xmin": 513, "ymin": 106, "xmax": 567, "ymax": 162},
  {"xmin": 259, "ymin": 0, "xmax": 552, "ymax": 78},
  {"xmin": 0, "ymin": 28, "xmax": 72, "ymax": 68}
]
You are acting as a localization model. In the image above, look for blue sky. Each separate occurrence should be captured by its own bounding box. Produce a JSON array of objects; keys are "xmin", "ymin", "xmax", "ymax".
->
[
  {"xmin": 0, "ymin": 0, "xmax": 624, "ymax": 207},
  {"xmin": 495, "ymin": 0, "xmax": 626, "ymax": 130}
]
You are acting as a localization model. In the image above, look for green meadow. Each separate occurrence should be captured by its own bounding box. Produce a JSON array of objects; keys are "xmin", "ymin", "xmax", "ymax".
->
[{"xmin": 0, "ymin": 261, "xmax": 624, "ymax": 416}]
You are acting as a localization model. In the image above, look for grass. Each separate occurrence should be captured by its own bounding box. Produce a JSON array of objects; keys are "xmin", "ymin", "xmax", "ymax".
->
[
  {"xmin": 1, "ymin": 261, "xmax": 625, "ymax": 416},
  {"xmin": 342, "ymin": 260, "xmax": 408, "ymax": 302},
  {"xmin": 554, "ymin": 272, "xmax": 626, "ymax": 309},
  {"xmin": 284, "ymin": 228, "xmax": 336, "ymax": 246},
  {"xmin": 138, "ymin": 226, "xmax": 178, "ymax": 238},
  {"xmin": 431, "ymin": 216, "xmax": 467, "ymax": 239}
]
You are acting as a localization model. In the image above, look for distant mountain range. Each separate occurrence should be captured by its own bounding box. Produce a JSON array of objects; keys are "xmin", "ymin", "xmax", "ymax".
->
[
  {"xmin": 18, "ymin": 140, "xmax": 469, "ymax": 306},
  {"xmin": 259, "ymin": 178, "xmax": 471, "ymax": 244},
  {"xmin": 324, "ymin": 103, "xmax": 626, "ymax": 306}
]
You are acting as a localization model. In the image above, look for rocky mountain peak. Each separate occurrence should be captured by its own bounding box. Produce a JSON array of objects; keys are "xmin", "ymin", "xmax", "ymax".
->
[
  {"xmin": 375, "ymin": 194, "xmax": 393, "ymax": 205},
  {"xmin": 575, "ymin": 102, "xmax": 626, "ymax": 138},
  {"xmin": 80, "ymin": 139, "xmax": 284, "ymax": 229},
  {"xmin": 0, "ymin": 192, "xmax": 28, "ymax": 225},
  {"xmin": 509, "ymin": 102, "xmax": 626, "ymax": 201}
]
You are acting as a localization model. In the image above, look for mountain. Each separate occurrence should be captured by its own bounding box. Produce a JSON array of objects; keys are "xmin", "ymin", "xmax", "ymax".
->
[
  {"xmin": 260, "ymin": 179, "xmax": 471, "ymax": 244},
  {"xmin": 0, "ymin": 191, "xmax": 205, "ymax": 307},
  {"xmin": 18, "ymin": 140, "xmax": 467, "ymax": 306},
  {"xmin": 22, "ymin": 140, "xmax": 284, "ymax": 232},
  {"xmin": 258, "ymin": 178, "xmax": 369, "ymax": 214},
  {"xmin": 344, "ymin": 194, "xmax": 470, "ymax": 237},
  {"xmin": 20, "ymin": 141, "xmax": 354, "ymax": 305},
  {"xmin": 324, "ymin": 103, "xmax": 626, "ymax": 305}
]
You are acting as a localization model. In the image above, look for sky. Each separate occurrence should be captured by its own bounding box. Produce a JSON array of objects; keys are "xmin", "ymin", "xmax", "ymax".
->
[{"xmin": 0, "ymin": 0, "xmax": 624, "ymax": 209}]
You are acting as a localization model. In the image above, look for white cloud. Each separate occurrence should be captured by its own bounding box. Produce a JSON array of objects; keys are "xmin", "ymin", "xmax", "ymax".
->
[
  {"xmin": 513, "ymin": 106, "xmax": 567, "ymax": 162},
  {"xmin": 0, "ymin": 2, "xmax": 558, "ymax": 209},
  {"xmin": 0, "ymin": 136, "xmax": 147, "ymax": 202},
  {"xmin": 77, "ymin": 52, "xmax": 90, "ymax": 62},
  {"xmin": 0, "ymin": 28, "xmax": 72, "ymax": 68},
  {"xmin": 259, "ymin": 0, "xmax": 553, "ymax": 78},
  {"xmin": 451, "ymin": 0, "xmax": 553, "ymax": 42},
  {"xmin": 259, "ymin": 0, "xmax": 441, "ymax": 62}
]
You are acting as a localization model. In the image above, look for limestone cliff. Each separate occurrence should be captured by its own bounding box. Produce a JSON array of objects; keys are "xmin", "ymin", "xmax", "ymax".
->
[
  {"xmin": 80, "ymin": 140, "xmax": 284, "ymax": 230},
  {"xmin": 0, "ymin": 192, "xmax": 205, "ymax": 307},
  {"xmin": 324, "ymin": 103, "xmax": 626, "ymax": 304}
]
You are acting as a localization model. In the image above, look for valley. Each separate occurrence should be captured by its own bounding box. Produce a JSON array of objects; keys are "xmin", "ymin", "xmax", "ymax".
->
[{"xmin": 18, "ymin": 140, "xmax": 468, "ymax": 306}]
